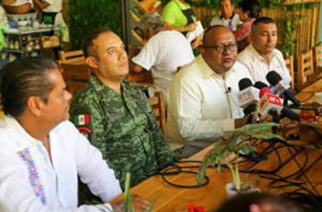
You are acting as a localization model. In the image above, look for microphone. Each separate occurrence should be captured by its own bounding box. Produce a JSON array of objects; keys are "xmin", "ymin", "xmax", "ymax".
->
[
  {"xmin": 237, "ymin": 78, "xmax": 259, "ymax": 123},
  {"xmin": 258, "ymin": 87, "xmax": 300, "ymax": 121},
  {"xmin": 266, "ymin": 71, "xmax": 301, "ymax": 106},
  {"xmin": 238, "ymin": 78, "xmax": 253, "ymax": 90},
  {"xmin": 258, "ymin": 87, "xmax": 283, "ymax": 123},
  {"xmin": 254, "ymin": 81, "xmax": 268, "ymax": 90}
]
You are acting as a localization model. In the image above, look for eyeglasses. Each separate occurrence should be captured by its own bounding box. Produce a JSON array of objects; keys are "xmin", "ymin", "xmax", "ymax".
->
[{"xmin": 202, "ymin": 43, "xmax": 238, "ymax": 54}]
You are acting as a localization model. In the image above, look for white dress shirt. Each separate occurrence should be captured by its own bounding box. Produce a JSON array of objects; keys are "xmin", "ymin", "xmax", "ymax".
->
[
  {"xmin": 209, "ymin": 13, "xmax": 240, "ymax": 31},
  {"xmin": 0, "ymin": 116, "xmax": 122, "ymax": 211},
  {"xmin": 166, "ymin": 55, "xmax": 252, "ymax": 148},
  {"xmin": 132, "ymin": 30, "xmax": 194, "ymax": 97},
  {"xmin": 43, "ymin": 0, "xmax": 62, "ymax": 12},
  {"xmin": 237, "ymin": 44, "xmax": 292, "ymax": 86},
  {"xmin": 7, "ymin": 0, "xmax": 33, "ymax": 6}
]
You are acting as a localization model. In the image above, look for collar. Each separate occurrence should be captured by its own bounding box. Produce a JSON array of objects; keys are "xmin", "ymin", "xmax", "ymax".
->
[
  {"xmin": 248, "ymin": 44, "xmax": 278, "ymax": 63},
  {"xmin": 88, "ymin": 75, "xmax": 128, "ymax": 100},
  {"xmin": 220, "ymin": 12, "xmax": 236, "ymax": 20},
  {"xmin": 198, "ymin": 55, "xmax": 236, "ymax": 80},
  {"xmin": 3, "ymin": 115, "xmax": 43, "ymax": 147}
]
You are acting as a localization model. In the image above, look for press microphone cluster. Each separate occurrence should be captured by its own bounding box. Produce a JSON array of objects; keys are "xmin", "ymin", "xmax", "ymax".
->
[
  {"xmin": 258, "ymin": 86, "xmax": 299, "ymax": 122},
  {"xmin": 237, "ymin": 72, "xmax": 301, "ymax": 123},
  {"xmin": 266, "ymin": 71, "xmax": 301, "ymax": 106}
]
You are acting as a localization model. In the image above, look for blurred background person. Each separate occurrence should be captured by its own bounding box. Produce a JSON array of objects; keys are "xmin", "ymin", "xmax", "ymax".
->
[
  {"xmin": 161, "ymin": 0, "xmax": 197, "ymax": 34},
  {"xmin": 217, "ymin": 193, "xmax": 301, "ymax": 212},
  {"xmin": 209, "ymin": 0, "xmax": 240, "ymax": 32},
  {"xmin": 132, "ymin": 13, "xmax": 194, "ymax": 99},
  {"xmin": 234, "ymin": 0, "xmax": 261, "ymax": 52}
]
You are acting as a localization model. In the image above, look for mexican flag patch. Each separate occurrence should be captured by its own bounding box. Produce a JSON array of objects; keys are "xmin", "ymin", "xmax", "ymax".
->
[{"xmin": 74, "ymin": 114, "xmax": 90, "ymax": 126}]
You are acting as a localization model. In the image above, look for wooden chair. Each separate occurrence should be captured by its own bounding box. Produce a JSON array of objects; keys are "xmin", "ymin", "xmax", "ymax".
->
[
  {"xmin": 126, "ymin": 70, "xmax": 153, "ymax": 84},
  {"xmin": 58, "ymin": 50, "xmax": 85, "ymax": 65},
  {"xmin": 285, "ymin": 56, "xmax": 295, "ymax": 90},
  {"xmin": 60, "ymin": 63, "xmax": 90, "ymax": 94},
  {"xmin": 297, "ymin": 49, "xmax": 314, "ymax": 89},
  {"xmin": 313, "ymin": 45, "xmax": 322, "ymax": 70},
  {"xmin": 148, "ymin": 91, "xmax": 166, "ymax": 134}
]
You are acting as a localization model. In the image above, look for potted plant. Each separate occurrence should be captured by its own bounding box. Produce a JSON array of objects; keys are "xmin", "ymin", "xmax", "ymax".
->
[{"xmin": 197, "ymin": 123, "xmax": 284, "ymax": 198}]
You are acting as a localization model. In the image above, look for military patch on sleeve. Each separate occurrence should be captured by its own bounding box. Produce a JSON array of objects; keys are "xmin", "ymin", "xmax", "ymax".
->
[
  {"xmin": 77, "ymin": 127, "xmax": 92, "ymax": 139},
  {"xmin": 70, "ymin": 105, "xmax": 92, "ymax": 139},
  {"xmin": 73, "ymin": 114, "xmax": 90, "ymax": 126}
]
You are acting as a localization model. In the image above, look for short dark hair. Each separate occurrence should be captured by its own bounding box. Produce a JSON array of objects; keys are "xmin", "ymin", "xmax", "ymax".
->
[
  {"xmin": 251, "ymin": 16, "xmax": 275, "ymax": 32},
  {"xmin": 0, "ymin": 58, "xmax": 57, "ymax": 117},
  {"xmin": 240, "ymin": 0, "xmax": 261, "ymax": 19},
  {"xmin": 220, "ymin": 0, "xmax": 234, "ymax": 5},
  {"xmin": 82, "ymin": 27, "xmax": 112, "ymax": 58},
  {"xmin": 217, "ymin": 193, "xmax": 300, "ymax": 212},
  {"xmin": 202, "ymin": 25, "xmax": 231, "ymax": 47}
]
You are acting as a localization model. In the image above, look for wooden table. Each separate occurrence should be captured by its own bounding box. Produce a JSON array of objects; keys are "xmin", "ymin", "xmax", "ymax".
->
[{"xmin": 111, "ymin": 80, "xmax": 322, "ymax": 211}]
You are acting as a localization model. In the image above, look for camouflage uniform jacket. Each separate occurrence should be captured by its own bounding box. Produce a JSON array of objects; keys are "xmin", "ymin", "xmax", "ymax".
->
[{"xmin": 70, "ymin": 75, "xmax": 175, "ymax": 188}]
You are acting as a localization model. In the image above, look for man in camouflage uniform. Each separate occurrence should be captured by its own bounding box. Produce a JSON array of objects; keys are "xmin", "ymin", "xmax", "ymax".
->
[{"xmin": 70, "ymin": 28, "xmax": 175, "ymax": 188}]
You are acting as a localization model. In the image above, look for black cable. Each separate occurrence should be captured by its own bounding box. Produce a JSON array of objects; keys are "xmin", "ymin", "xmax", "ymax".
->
[{"xmin": 158, "ymin": 160, "xmax": 210, "ymax": 188}]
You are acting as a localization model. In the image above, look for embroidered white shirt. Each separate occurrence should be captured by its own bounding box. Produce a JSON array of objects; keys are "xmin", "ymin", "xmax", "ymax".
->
[
  {"xmin": 237, "ymin": 44, "xmax": 292, "ymax": 86},
  {"xmin": 166, "ymin": 55, "xmax": 252, "ymax": 148},
  {"xmin": 0, "ymin": 116, "xmax": 122, "ymax": 211}
]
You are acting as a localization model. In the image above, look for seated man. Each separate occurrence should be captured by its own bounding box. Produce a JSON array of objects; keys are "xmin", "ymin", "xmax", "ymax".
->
[
  {"xmin": 166, "ymin": 25, "xmax": 253, "ymax": 157},
  {"xmin": 132, "ymin": 13, "xmax": 195, "ymax": 98},
  {"xmin": 209, "ymin": 0, "xmax": 240, "ymax": 32},
  {"xmin": 70, "ymin": 28, "xmax": 176, "ymax": 188},
  {"xmin": 0, "ymin": 58, "xmax": 125, "ymax": 211},
  {"xmin": 237, "ymin": 17, "xmax": 292, "ymax": 85}
]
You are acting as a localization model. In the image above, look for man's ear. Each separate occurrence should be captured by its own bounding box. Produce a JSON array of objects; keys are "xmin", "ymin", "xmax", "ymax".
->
[
  {"xmin": 85, "ymin": 56, "xmax": 98, "ymax": 69},
  {"xmin": 26, "ymin": 96, "xmax": 45, "ymax": 117},
  {"xmin": 199, "ymin": 46, "xmax": 206, "ymax": 57}
]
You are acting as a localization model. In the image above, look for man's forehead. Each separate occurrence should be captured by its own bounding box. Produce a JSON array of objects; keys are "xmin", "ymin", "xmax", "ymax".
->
[
  {"xmin": 255, "ymin": 23, "xmax": 277, "ymax": 32},
  {"xmin": 206, "ymin": 30, "xmax": 235, "ymax": 45},
  {"xmin": 221, "ymin": 0, "xmax": 232, "ymax": 6},
  {"xmin": 93, "ymin": 32, "xmax": 123, "ymax": 49}
]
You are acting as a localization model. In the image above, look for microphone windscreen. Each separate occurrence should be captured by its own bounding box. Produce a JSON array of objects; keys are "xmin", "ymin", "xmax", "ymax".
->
[
  {"xmin": 259, "ymin": 87, "xmax": 273, "ymax": 98},
  {"xmin": 281, "ymin": 107, "xmax": 300, "ymax": 121},
  {"xmin": 266, "ymin": 71, "xmax": 282, "ymax": 86},
  {"xmin": 238, "ymin": 78, "xmax": 253, "ymax": 91},
  {"xmin": 254, "ymin": 81, "xmax": 268, "ymax": 90}
]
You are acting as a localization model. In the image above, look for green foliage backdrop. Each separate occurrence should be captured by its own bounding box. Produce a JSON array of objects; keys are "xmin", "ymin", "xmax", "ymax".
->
[{"xmin": 69, "ymin": 0, "xmax": 122, "ymax": 50}]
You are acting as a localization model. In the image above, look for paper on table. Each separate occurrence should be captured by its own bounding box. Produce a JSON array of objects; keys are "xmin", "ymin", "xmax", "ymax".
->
[{"xmin": 186, "ymin": 21, "xmax": 204, "ymax": 42}]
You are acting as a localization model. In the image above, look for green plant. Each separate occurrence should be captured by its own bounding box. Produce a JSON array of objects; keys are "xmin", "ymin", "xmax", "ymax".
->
[
  {"xmin": 113, "ymin": 172, "xmax": 154, "ymax": 212},
  {"xmin": 197, "ymin": 123, "xmax": 284, "ymax": 191},
  {"xmin": 68, "ymin": 0, "xmax": 122, "ymax": 50},
  {"xmin": 281, "ymin": 14, "xmax": 295, "ymax": 57}
]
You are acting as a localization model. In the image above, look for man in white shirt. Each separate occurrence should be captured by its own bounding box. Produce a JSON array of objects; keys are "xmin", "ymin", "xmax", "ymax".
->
[
  {"xmin": 132, "ymin": 13, "xmax": 195, "ymax": 98},
  {"xmin": 0, "ymin": 58, "xmax": 149, "ymax": 211},
  {"xmin": 166, "ymin": 25, "xmax": 254, "ymax": 157},
  {"xmin": 237, "ymin": 17, "xmax": 292, "ymax": 86},
  {"xmin": 209, "ymin": 0, "xmax": 240, "ymax": 31},
  {"xmin": 34, "ymin": 0, "xmax": 69, "ymax": 42}
]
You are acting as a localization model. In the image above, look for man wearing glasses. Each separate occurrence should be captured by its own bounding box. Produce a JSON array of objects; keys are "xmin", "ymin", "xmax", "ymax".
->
[{"xmin": 166, "ymin": 25, "xmax": 253, "ymax": 158}]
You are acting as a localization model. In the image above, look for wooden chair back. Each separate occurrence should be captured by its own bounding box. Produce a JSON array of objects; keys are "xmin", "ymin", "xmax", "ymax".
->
[
  {"xmin": 313, "ymin": 45, "xmax": 322, "ymax": 70},
  {"xmin": 58, "ymin": 50, "xmax": 85, "ymax": 65},
  {"xmin": 297, "ymin": 49, "xmax": 314, "ymax": 89},
  {"xmin": 284, "ymin": 56, "xmax": 295, "ymax": 90},
  {"xmin": 148, "ymin": 91, "xmax": 166, "ymax": 134},
  {"xmin": 60, "ymin": 63, "xmax": 90, "ymax": 94},
  {"xmin": 126, "ymin": 70, "xmax": 153, "ymax": 84}
]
